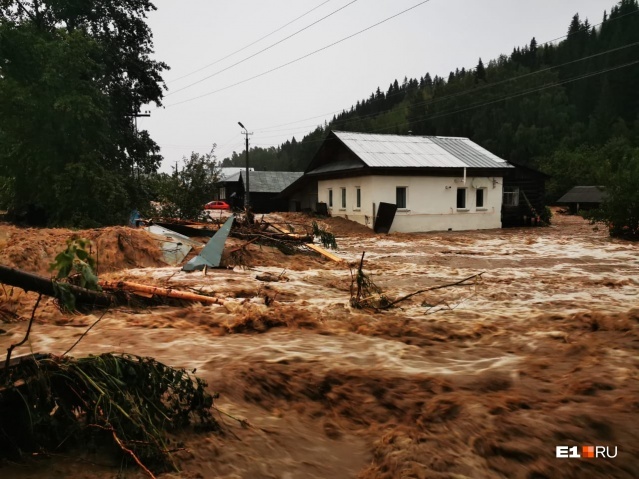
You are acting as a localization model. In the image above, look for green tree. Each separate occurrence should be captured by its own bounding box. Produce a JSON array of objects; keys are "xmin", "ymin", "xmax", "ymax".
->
[
  {"xmin": 588, "ymin": 145, "xmax": 639, "ymax": 239},
  {"xmin": 0, "ymin": 1, "xmax": 167, "ymax": 226},
  {"xmin": 474, "ymin": 58, "xmax": 486, "ymax": 83},
  {"xmin": 145, "ymin": 148, "xmax": 220, "ymax": 221}
]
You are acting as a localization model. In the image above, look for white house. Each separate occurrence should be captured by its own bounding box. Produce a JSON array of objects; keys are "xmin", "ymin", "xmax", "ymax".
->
[{"xmin": 284, "ymin": 130, "xmax": 518, "ymax": 233}]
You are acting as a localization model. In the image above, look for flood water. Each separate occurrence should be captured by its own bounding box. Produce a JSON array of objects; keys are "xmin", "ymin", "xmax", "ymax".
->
[{"xmin": 0, "ymin": 211, "xmax": 637, "ymax": 478}]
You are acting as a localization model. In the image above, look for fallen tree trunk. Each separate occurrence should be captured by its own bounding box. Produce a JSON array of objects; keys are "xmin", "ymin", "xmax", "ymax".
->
[
  {"xmin": 99, "ymin": 281, "xmax": 222, "ymax": 305},
  {"xmin": 231, "ymin": 231, "xmax": 313, "ymax": 242},
  {"xmin": 0, "ymin": 264, "xmax": 115, "ymax": 307}
]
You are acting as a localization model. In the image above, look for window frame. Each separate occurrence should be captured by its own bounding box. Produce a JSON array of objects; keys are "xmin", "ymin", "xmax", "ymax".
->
[
  {"xmin": 355, "ymin": 187, "xmax": 361, "ymax": 209},
  {"xmin": 456, "ymin": 187, "xmax": 467, "ymax": 210},
  {"xmin": 476, "ymin": 188, "xmax": 486, "ymax": 209},
  {"xmin": 340, "ymin": 187, "xmax": 346, "ymax": 209},
  {"xmin": 328, "ymin": 188, "xmax": 333, "ymax": 208},
  {"xmin": 396, "ymin": 186, "xmax": 407, "ymax": 209},
  {"xmin": 503, "ymin": 186, "xmax": 520, "ymax": 207}
]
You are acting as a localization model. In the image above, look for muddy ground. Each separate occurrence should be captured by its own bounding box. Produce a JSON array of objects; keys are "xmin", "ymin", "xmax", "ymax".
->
[{"xmin": 0, "ymin": 210, "xmax": 637, "ymax": 478}]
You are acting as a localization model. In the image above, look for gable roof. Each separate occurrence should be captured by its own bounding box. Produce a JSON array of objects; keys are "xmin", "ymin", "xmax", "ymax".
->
[
  {"xmin": 557, "ymin": 186, "xmax": 606, "ymax": 204},
  {"xmin": 221, "ymin": 171, "xmax": 242, "ymax": 183},
  {"xmin": 309, "ymin": 131, "xmax": 513, "ymax": 172},
  {"xmin": 218, "ymin": 167, "xmax": 254, "ymax": 180},
  {"xmin": 229, "ymin": 171, "xmax": 303, "ymax": 193}
]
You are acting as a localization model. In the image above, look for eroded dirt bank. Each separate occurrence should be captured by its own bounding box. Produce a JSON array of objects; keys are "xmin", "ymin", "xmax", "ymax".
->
[{"xmin": 0, "ymin": 212, "xmax": 637, "ymax": 478}]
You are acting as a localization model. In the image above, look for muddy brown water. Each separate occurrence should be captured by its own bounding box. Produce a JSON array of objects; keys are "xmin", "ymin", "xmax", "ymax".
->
[{"xmin": 0, "ymin": 211, "xmax": 638, "ymax": 478}]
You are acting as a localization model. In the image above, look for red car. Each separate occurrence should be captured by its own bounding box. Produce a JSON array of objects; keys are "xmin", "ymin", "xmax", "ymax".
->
[{"xmin": 204, "ymin": 200, "xmax": 230, "ymax": 210}]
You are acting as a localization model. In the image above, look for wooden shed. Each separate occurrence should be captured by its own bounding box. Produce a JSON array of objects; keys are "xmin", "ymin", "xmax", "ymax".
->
[{"xmin": 557, "ymin": 186, "xmax": 606, "ymax": 214}]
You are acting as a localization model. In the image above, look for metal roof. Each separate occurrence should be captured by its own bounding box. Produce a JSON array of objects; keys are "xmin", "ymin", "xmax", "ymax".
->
[
  {"xmin": 218, "ymin": 167, "xmax": 253, "ymax": 180},
  {"xmin": 239, "ymin": 171, "xmax": 303, "ymax": 193},
  {"xmin": 557, "ymin": 186, "xmax": 606, "ymax": 204},
  {"xmin": 307, "ymin": 158, "xmax": 364, "ymax": 175},
  {"xmin": 332, "ymin": 131, "xmax": 513, "ymax": 169},
  {"xmin": 222, "ymin": 171, "xmax": 242, "ymax": 183}
]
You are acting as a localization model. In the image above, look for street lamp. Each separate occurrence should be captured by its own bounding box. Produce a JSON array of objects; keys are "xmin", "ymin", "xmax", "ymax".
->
[{"xmin": 238, "ymin": 121, "xmax": 251, "ymax": 209}]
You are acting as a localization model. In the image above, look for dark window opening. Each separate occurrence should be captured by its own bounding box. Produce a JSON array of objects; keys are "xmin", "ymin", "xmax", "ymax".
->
[
  {"xmin": 476, "ymin": 188, "xmax": 485, "ymax": 208},
  {"xmin": 457, "ymin": 188, "xmax": 466, "ymax": 209},
  {"xmin": 396, "ymin": 187, "xmax": 407, "ymax": 209}
]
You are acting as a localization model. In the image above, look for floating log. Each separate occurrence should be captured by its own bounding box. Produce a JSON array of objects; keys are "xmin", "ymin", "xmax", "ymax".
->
[{"xmin": 100, "ymin": 281, "xmax": 221, "ymax": 305}]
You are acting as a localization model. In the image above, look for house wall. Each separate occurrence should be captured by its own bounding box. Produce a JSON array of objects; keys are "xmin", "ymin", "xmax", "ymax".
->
[
  {"xmin": 288, "ymin": 184, "xmax": 318, "ymax": 212},
  {"xmin": 318, "ymin": 175, "xmax": 503, "ymax": 233}
]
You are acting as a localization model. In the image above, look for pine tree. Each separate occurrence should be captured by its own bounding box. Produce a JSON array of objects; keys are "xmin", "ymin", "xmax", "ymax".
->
[{"xmin": 474, "ymin": 58, "xmax": 486, "ymax": 83}]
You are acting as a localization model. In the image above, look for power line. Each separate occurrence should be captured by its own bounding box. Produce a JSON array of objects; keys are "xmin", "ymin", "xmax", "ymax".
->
[
  {"xmin": 162, "ymin": 0, "xmax": 435, "ymax": 108},
  {"xmin": 167, "ymin": 0, "xmax": 358, "ymax": 97},
  {"xmin": 252, "ymin": 8, "xmax": 639, "ymax": 133},
  {"xmin": 329, "ymin": 42, "xmax": 639, "ymax": 129},
  {"xmin": 249, "ymin": 40, "xmax": 639, "ymax": 139},
  {"xmin": 166, "ymin": 0, "xmax": 333, "ymax": 84},
  {"xmin": 367, "ymin": 60, "xmax": 639, "ymax": 134},
  {"xmin": 219, "ymin": 58, "xmax": 639, "ymax": 157}
]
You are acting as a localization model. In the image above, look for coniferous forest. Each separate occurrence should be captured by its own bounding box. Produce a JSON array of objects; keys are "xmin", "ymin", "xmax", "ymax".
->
[{"xmin": 222, "ymin": 0, "xmax": 639, "ymax": 226}]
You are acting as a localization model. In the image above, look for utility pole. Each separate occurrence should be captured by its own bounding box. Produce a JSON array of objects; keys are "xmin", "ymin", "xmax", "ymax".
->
[
  {"xmin": 127, "ymin": 109, "xmax": 151, "ymax": 181},
  {"xmin": 238, "ymin": 122, "xmax": 253, "ymax": 209}
]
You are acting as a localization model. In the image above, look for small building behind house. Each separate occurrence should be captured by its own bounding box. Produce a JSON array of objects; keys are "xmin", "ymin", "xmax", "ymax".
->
[
  {"xmin": 557, "ymin": 186, "xmax": 606, "ymax": 214},
  {"xmin": 218, "ymin": 170, "xmax": 303, "ymax": 213}
]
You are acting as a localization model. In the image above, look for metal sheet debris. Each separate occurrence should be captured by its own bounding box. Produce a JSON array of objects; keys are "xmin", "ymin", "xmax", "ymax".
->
[
  {"xmin": 145, "ymin": 225, "xmax": 201, "ymax": 265},
  {"xmin": 374, "ymin": 202, "xmax": 397, "ymax": 234},
  {"xmin": 182, "ymin": 215, "xmax": 235, "ymax": 271}
]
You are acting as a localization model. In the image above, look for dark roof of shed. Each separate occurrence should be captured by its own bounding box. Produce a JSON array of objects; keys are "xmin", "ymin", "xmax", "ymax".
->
[
  {"xmin": 237, "ymin": 171, "xmax": 303, "ymax": 194},
  {"xmin": 557, "ymin": 186, "xmax": 606, "ymax": 203}
]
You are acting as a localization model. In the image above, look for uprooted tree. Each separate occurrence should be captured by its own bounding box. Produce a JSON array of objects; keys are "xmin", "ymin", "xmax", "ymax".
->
[
  {"xmin": 0, "ymin": 0, "xmax": 167, "ymax": 227},
  {"xmin": 349, "ymin": 251, "xmax": 484, "ymax": 311}
]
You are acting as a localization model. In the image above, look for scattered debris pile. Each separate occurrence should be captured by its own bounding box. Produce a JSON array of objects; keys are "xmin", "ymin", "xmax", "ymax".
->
[{"xmin": 150, "ymin": 212, "xmax": 341, "ymax": 268}]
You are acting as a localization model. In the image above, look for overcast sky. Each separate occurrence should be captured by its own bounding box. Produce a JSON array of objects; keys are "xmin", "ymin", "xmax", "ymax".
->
[{"xmin": 145, "ymin": 0, "xmax": 615, "ymax": 172}]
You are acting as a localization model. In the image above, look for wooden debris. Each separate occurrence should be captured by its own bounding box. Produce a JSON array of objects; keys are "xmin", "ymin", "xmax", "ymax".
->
[
  {"xmin": 99, "ymin": 281, "xmax": 222, "ymax": 305},
  {"xmin": 267, "ymin": 222, "xmax": 343, "ymax": 262},
  {"xmin": 305, "ymin": 243, "xmax": 343, "ymax": 262},
  {"xmin": 379, "ymin": 272, "xmax": 484, "ymax": 309}
]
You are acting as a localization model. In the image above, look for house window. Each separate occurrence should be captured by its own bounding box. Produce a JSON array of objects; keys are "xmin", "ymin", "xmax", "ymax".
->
[
  {"xmin": 476, "ymin": 188, "xmax": 485, "ymax": 208},
  {"xmin": 219, "ymin": 187, "xmax": 226, "ymax": 200},
  {"xmin": 396, "ymin": 187, "xmax": 407, "ymax": 209},
  {"xmin": 355, "ymin": 187, "xmax": 361, "ymax": 209},
  {"xmin": 341, "ymin": 187, "xmax": 346, "ymax": 208},
  {"xmin": 328, "ymin": 189, "xmax": 333, "ymax": 207},
  {"xmin": 457, "ymin": 188, "xmax": 467, "ymax": 209},
  {"xmin": 503, "ymin": 186, "xmax": 520, "ymax": 206}
]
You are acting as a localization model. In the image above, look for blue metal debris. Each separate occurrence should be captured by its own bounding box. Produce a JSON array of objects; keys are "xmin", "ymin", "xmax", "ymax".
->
[{"xmin": 182, "ymin": 215, "xmax": 235, "ymax": 271}]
